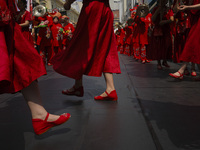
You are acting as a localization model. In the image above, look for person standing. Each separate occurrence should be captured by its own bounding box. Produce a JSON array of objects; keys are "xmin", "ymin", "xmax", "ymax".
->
[
  {"xmin": 52, "ymin": 0, "xmax": 121, "ymax": 101},
  {"xmin": 169, "ymin": 0, "xmax": 200, "ymax": 79},
  {"xmin": 0, "ymin": 0, "xmax": 71, "ymax": 135}
]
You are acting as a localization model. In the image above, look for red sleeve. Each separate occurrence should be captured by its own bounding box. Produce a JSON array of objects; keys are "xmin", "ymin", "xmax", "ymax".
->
[
  {"xmin": 168, "ymin": 9, "xmax": 174, "ymax": 17},
  {"xmin": 70, "ymin": 23, "xmax": 75, "ymax": 33},
  {"xmin": 24, "ymin": 11, "xmax": 31, "ymax": 21},
  {"xmin": 47, "ymin": 16, "xmax": 53, "ymax": 27}
]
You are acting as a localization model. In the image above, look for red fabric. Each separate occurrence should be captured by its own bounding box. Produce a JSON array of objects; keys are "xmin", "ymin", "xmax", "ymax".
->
[
  {"xmin": 179, "ymin": 0, "xmax": 200, "ymax": 64},
  {"xmin": 147, "ymin": 7, "xmax": 173, "ymax": 60},
  {"xmin": 36, "ymin": 15, "xmax": 53, "ymax": 46},
  {"xmin": 62, "ymin": 23, "xmax": 75, "ymax": 46},
  {"xmin": 0, "ymin": 0, "xmax": 46, "ymax": 94},
  {"xmin": 124, "ymin": 26, "xmax": 133, "ymax": 44},
  {"xmin": 52, "ymin": 0, "xmax": 121, "ymax": 79},
  {"xmin": 51, "ymin": 23, "xmax": 63, "ymax": 47},
  {"xmin": 16, "ymin": 10, "xmax": 34, "ymax": 45}
]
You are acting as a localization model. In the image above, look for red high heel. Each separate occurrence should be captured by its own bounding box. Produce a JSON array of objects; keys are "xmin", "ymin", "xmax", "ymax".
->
[
  {"xmin": 32, "ymin": 113, "xmax": 71, "ymax": 135},
  {"xmin": 169, "ymin": 71, "xmax": 183, "ymax": 79},
  {"xmin": 94, "ymin": 90, "xmax": 118, "ymax": 101},
  {"xmin": 62, "ymin": 86, "xmax": 84, "ymax": 97}
]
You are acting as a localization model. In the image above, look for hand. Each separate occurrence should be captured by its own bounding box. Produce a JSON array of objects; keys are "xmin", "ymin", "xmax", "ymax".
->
[{"xmin": 178, "ymin": 5, "xmax": 188, "ymax": 11}]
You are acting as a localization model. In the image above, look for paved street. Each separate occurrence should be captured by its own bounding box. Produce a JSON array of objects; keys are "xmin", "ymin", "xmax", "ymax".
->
[{"xmin": 1, "ymin": 53, "xmax": 200, "ymax": 150}]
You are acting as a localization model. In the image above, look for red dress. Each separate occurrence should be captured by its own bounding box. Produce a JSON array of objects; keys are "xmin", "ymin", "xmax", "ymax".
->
[
  {"xmin": 16, "ymin": 10, "xmax": 34, "ymax": 46},
  {"xmin": 124, "ymin": 25, "xmax": 133, "ymax": 56},
  {"xmin": 36, "ymin": 15, "xmax": 53, "ymax": 46},
  {"xmin": 180, "ymin": 0, "xmax": 200, "ymax": 64},
  {"xmin": 51, "ymin": 23, "xmax": 63, "ymax": 47},
  {"xmin": 0, "ymin": 0, "xmax": 46, "ymax": 94},
  {"xmin": 147, "ymin": 8, "xmax": 173, "ymax": 60},
  {"xmin": 62, "ymin": 23, "xmax": 75, "ymax": 47},
  {"xmin": 52, "ymin": 0, "xmax": 121, "ymax": 80}
]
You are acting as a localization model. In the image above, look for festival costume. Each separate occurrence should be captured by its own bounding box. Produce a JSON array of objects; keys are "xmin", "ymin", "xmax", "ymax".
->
[
  {"xmin": 119, "ymin": 28, "xmax": 125, "ymax": 54},
  {"xmin": 51, "ymin": 23, "xmax": 63, "ymax": 56},
  {"xmin": 124, "ymin": 25, "xmax": 133, "ymax": 56},
  {"xmin": 173, "ymin": 5, "xmax": 191, "ymax": 62},
  {"xmin": 179, "ymin": 0, "xmax": 200, "ymax": 64},
  {"xmin": 16, "ymin": 10, "xmax": 34, "ymax": 46},
  {"xmin": 133, "ymin": 14, "xmax": 152, "ymax": 61},
  {"xmin": 0, "ymin": 0, "xmax": 46, "ymax": 94},
  {"xmin": 62, "ymin": 23, "xmax": 75, "ymax": 48},
  {"xmin": 52, "ymin": 0, "xmax": 121, "ymax": 80},
  {"xmin": 36, "ymin": 15, "xmax": 53, "ymax": 64},
  {"xmin": 147, "ymin": 8, "xmax": 173, "ymax": 60}
]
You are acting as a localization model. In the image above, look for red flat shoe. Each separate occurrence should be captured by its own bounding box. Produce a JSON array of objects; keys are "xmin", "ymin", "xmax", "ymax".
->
[
  {"xmin": 32, "ymin": 113, "xmax": 71, "ymax": 135},
  {"xmin": 169, "ymin": 71, "xmax": 183, "ymax": 79},
  {"xmin": 94, "ymin": 90, "xmax": 118, "ymax": 101},
  {"xmin": 191, "ymin": 71, "xmax": 197, "ymax": 77},
  {"xmin": 62, "ymin": 86, "xmax": 84, "ymax": 97}
]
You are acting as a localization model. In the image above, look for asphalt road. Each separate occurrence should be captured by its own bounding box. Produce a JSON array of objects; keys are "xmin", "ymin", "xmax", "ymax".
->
[{"xmin": 0, "ymin": 53, "xmax": 200, "ymax": 150}]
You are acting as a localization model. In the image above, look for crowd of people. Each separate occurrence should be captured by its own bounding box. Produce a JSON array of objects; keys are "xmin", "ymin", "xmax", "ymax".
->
[
  {"xmin": 115, "ymin": 0, "xmax": 200, "ymax": 80},
  {"xmin": 17, "ymin": 0, "xmax": 75, "ymax": 66}
]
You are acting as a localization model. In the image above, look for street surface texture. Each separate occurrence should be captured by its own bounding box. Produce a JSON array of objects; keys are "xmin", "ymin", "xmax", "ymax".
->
[{"xmin": 0, "ymin": 53, "xmax": 200, "ymax": 150}]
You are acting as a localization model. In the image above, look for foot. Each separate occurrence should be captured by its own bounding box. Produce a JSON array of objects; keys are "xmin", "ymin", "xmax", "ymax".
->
[
  {"xmin": 94, "ymin": 90, "xmax": 118, "ymax": 101},
  {"xmin": 191, "ymin": 70, "xmax": 197, "ymax": 77},
  {"xmin": 184, "ymin": 69, "xmax": 190, "ymax": 76},
  {"xmin": 169, "ymin": 71, "xmax": 184, "ymax": 79},
  {"xmin": 142, "ymin": 60, "xmax": 145, "ymax": 64},
  {"xmin": 62, "ymin": 85, "xmax": 84, "ymax": 97},
  {"xmin": 146, "ymin": 60, "xmax": 150, "ymax": 63},
  {"xmin": 157, "ymin": 64, "xmax": 163, "ymax": 70},
  {"xmin": 32, "ymin": 113, "xmax": 71, "ymax": 135}
]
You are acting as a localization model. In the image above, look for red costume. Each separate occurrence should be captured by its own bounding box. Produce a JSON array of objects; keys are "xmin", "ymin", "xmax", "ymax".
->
[
  {"xmin": 179, "ymin": 0, "xmax": 200, "ymax": 64},
  {"xmin": 124, "ymin": 25, "xmax": 133, "ymax": 56},
  {"xmin": 51, "ymin": 22, "xmax": 63, "ymax": 55},
  {"xmin": 36, "ymin": 15, "xmax": 53, "ymax": 64},
  {"xmin": 119, "ymin": 28, "xmax": 125, "ymax": 54},
  {"xmin": 147, "ymin": 8, "xmax": 173, "ymax": 60},
  {"xmin": 16, "ymin": 10, "xmax": 34, "ymax": 46},
  {"xmin": 0, "ymin": 0, "xmax": 46, "ymax": 94},
  {"xmin": 133, "ymin": 13, "xmax": 152, "ymax": 61},
  {"xmin": 62, "ymin": 23, "xmax": 75, "ymax": 48},
  {"xmin": 52, "ymin": 0, "xmax": 121, "ymax": 79}
]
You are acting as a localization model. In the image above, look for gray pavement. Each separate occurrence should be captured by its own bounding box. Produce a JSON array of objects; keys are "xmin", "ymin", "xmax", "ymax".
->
[{"xmin": 0, "ymin": 53, "xmax": 200, "ymax": 150}]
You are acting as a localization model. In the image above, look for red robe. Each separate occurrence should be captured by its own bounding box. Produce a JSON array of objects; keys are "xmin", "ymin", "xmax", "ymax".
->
[
  {"xmin": 0, "ymin": 0, "xmax": 46, "ymax": 94},
  {"xmin": 52, "ymin": 0, "xmax": 121, "ymax": 79},
  {"xmin": 147, "ymin": 8, "xmax": 173, "ymax": 60},
  {"xmin": 124, "ymin": 25, "xmax": 133, "ymax": 56},
  {"xmin": 51, "ymin": 23, "xmax": 63, "ymax": 47},
  {"xmin": 179, "ymin": 0, "xmax": 200, "ymax": 64},
  {"xmin": 16, "ymin": 10, "xmax": 34, "ymax": 46},
  {"xmin": 62, "ymin": 23, "xmax": 75, "ymax": 46},
  {"xmin": 36, "ymin": 15, "xmax": 53, "ymax": 46}
]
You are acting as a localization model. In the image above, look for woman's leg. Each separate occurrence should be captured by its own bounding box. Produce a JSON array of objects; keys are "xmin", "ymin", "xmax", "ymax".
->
[
  {"xmin": 99, "ymin": 73, "xmax": 115, "ymax": 97},
  {"xmin": 21, "ymin": 80, "xmax": 59, "ymax": 121},
  {"xmin": 172, "ymin": 62, "xmax": 188, "ymax": 75}
]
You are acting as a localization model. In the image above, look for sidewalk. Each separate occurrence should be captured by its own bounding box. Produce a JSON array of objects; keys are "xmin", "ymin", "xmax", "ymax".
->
[{"xmin": 0, "ymin": 53, "xmax": 200, "ymax": 150}]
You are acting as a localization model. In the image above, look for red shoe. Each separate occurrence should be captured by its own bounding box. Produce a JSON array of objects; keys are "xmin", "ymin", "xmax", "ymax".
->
[
  {"xmin": 32, "ymin": 113, "xmax": 71, "ymax": 135},
  {"xmin": 62, "ymin": 86, "xmax": 84, "ymax": 97},
  {"xmin": 94, "ymin": 90, "xmax": 118, "ymax": 101},
  {"xmin": 169, "ymin": 71, "xmax": 183, "ymax": 79},
  {"xmin": 142, "ymin": 60, "xmax": 145, "ymax": 64},
  {"xmin": 47, "ymin": 63, "xmax": 52, "ymax": 66},
  {"xmin": 191, "ymin": 71, "xmax": 197, "ymax": 77}
]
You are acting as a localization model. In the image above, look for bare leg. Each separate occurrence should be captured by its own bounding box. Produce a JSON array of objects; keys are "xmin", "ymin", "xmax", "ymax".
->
[
  {"xmin": 172, "ymin": 62, "xmax": 188, "ymax": 76},
  {"xmin": 21, "ymin": 80, "xmax": 59, "ymax": 121},
  {"xmin": 99, "ymin": 73, "xmax": 115, "ymax": 97}
]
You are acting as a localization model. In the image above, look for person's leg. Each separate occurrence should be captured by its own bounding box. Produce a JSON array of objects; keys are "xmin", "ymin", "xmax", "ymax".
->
[
  {"xmin": 62, "ymin": 78, "xmax": 84, "ymax": 97},
  {"xmin": 170, "ymin": 62, "xmax": 188, "ymax": 77},
  {"xmin": 157, "ymin": 60, "xmax": 162, "ymax": 70},
  {"xmin": 21, "ymin": 80, "xmax": 60, "ymax": 121},
  {"xmin": 98, "ymin": 73, "xmax": 115, "ymax": 97}
]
